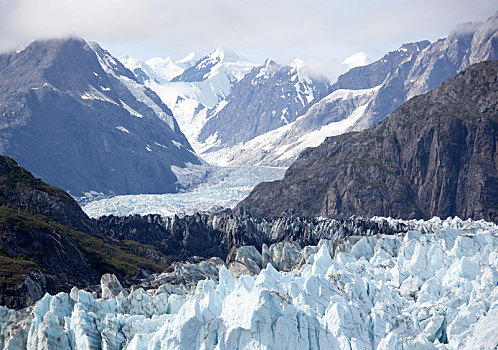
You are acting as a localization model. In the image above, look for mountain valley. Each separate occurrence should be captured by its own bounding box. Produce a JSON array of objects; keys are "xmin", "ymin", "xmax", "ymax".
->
[{"xmin": 0, "ymin": 9, "xmax": 497, "ymax": 350}]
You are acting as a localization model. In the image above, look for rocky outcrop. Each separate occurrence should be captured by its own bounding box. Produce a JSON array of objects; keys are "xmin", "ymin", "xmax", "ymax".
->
[
  {"xmin": 136, "ymin": 257, "xmax": 225, "ymax": 292},
  {"xmin": 0, "ymin": 155, "xmax": 169, "ymax": 309},
  {"xmin": 236, "ymin": 61, "xmax": 498, "ymax": 222},
  {"xmin": 100, "ymin": 274, "xmax": 128, "ymax": 299},
  {"xmin": 95, "ymin": 212, "xmax": 407, "ymax": 263}
]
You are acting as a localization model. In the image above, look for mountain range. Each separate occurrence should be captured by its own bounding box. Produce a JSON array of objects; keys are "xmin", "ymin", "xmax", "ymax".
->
[
  {"xmin": 118, "ymin": 13, "xmax": 496, "ymax": 168},
  {"xmin": 198, "ymin": 13, "xmax": 498, "ymax": 166},
  {"xmin": 0, "ymin": 12, "xmax": 497, "ymax": 350},
  {"xmin": 236, "ymin": 60, "xmax": 498, "ymax": 222},
  {"xmin": 0, "ymin": 14, "xmax": 494, "ymax": 200}
]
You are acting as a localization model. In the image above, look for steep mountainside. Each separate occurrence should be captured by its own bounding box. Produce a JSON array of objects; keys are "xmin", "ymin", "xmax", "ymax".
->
[
  {"xmin": 198, "ymin": 59, "xmax": 331, "ymax": 149},
  {"xmin": 236, "ymin": 61, "xmax": 498, "ymax": 222},
  {"xmin": 121, "ymin": 48, "xmax": 258, "ymax": 148},
  {"xmin": 212, "ymin": 14, "xmax": 497, "ymax": 166},
  {"xmin": 0, "ymin": 38, "xmax": 203, "ymax": 197},
  {"xmin": 0, "ymin": 156, "xmax": 168, "ymax": 309}
]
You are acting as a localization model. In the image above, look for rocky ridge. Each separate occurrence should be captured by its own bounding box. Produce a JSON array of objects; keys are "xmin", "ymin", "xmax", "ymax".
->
[
  {"xmin": 95, "ymin": 213, "xmax": 407, "ymax": 262},
  {"xmin": 0, "ymin": 37, "xmax": 203, "ymax": 197},
  {"xmin": 236, "ymin": 60, "xmax": 498, "ymax": 222}
]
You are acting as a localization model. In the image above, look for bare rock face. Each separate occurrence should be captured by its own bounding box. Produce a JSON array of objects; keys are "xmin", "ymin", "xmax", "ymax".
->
[
  {"xmin": 0, "ymin": 38, "xmax": 202, "ymax": 197},
  {"xmin": 100, "ymin": 274, "xmax": 128, "ymax": 299},
  {"xmin": 236, "ymin": 61, "xmax": 498, "ymax": 222},
  {"xmin": 227, "ymin": 246, "xmax": 263, "ymax": 277}
]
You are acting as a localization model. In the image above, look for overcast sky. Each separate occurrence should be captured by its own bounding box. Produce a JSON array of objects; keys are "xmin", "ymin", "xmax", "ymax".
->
[{"xmin": 1, "ymin": 0, "xmax": 496, "ymax": 79}]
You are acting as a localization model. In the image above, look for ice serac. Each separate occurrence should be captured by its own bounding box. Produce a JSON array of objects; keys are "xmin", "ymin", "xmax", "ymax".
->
[
  {"xmin": 0, "ymin": 37, "xmax": 204, "ymax": 196},
  {"xmin": 236, "ymin": 60, "xmax": 498, "ymax": 222},
  {"xmin": 0, "ymin": 217, "xmax": 496, "ymax": 349}
]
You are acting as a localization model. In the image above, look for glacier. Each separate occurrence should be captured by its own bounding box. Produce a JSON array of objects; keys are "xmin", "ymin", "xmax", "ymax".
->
[
  {"xmin": 120, "ymin": 48, "xmax": 258, "ymax": 151},
  {"xmin": 81, "ymin": 166, "xmax": 286, "ymax": 218},
  {"xmin": 0, "ymin": 217, "xmax": 497, "ymax": 349}
]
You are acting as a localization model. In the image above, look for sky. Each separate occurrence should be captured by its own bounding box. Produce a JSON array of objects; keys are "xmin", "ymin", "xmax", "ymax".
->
[{"xmin": 1, "ymin": 0, "xmax": 497, "ymax": 80}]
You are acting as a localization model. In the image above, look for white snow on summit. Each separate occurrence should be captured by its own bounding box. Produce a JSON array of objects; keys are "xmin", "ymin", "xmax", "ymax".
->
[
  {"xmin": 120, "ymin": 48, "xmax": 258, "ymax": 151},
  {"xmin": 1, "ymin": 217, "xmax": 496, "ymax": 349},
  {"xmin": 200, "ymin": 85, "xmax": 381, "ymax": 166},
  {"xmin": 145, "ymin": 56, "xmax": 186, "ymax": 82}
]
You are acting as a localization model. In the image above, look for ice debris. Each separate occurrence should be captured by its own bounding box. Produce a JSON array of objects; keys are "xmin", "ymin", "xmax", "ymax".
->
[{"xmin": 0, "ymin": 217, "xmax": 497, "ymax": 349}]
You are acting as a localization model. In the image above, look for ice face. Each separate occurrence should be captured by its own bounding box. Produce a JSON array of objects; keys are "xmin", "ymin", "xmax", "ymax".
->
[{"xmin": 0, "ymin": 217, "xmax": 497, "ymax": 349}]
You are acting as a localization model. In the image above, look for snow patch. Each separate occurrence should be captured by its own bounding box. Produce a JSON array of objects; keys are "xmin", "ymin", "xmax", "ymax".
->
[
  {"xmin": 116, "ymin": 126, "xmax": 130, "ymax": 134},
  {"xmin": 120, "ymin": 100, "xmax": 143, "ymax": 118},
  {"xmin": 171, "ymin": 140, "xmax": 183, "ymax": 149},
  {"xmin": 80, "ymin": 87, "xmax": 118, "ymax": 105}
]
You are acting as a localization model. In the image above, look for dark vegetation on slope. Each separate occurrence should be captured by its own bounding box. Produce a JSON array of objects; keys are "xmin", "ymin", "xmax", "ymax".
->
[
  {"xmin": 0, "ymin": 156, "xmax": 168, "ymax": 309},
  {"xmin": 235, "ymin": 61, "xmax": 498, "ymax": 222}
]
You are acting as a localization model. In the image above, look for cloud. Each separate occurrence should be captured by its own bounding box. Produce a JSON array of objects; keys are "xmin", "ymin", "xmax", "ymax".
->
[
  {"xmin": 0, "ymin": 0, "xmax": 496, "ymax": 71},
  {"xmin": 342, "ymin": 52, "xmax": 370, "ymax": 70}
]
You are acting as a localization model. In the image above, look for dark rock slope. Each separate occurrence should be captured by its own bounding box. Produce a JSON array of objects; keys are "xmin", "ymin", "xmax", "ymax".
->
[
  {"xmin": 0, "ymin": 156, "xmax": 168, "ymax": 309},
  {"xmin": 236, "ymin": 61, "xmax": 498, "ymax": 222},
  {"xmin": 198, "ymin": 59, "xmax": 330, "ymax": 147},
  {"xmin": 0, "ymin": 38, "xmax": 202, "ymax": 197},
  {"xmin": 96, "ymin": 212, "xmax": 406, "ymax": 262}
]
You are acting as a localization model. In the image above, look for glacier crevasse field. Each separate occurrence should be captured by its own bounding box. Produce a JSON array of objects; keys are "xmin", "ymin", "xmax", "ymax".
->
[{"xmin": 0, "ymin": 217, "xmax": 497, "ymax": 349}]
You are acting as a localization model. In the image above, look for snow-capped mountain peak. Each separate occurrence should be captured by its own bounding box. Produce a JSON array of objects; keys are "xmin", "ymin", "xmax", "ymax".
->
[
  {"xmin": 207, "ymin": 46, "xmax": 246, "ymax": 63},
  {"xmin": 117, "ymin": 48, "xmax": 258, "ymax": 151},
  {"xmin": 288, "ymin": 57, "xmax": 313, "ymax": 84},
  {"xmin": 119, "ymin": 55, "xmax": 162, "ymax": 83},
  {"xmin": 175, "ymin": 52, "xmax": 198, "ymax": 68},
  {"xmin": 197, "ymin": 58, "xmax": 331, "ymax": 151},
  {"xmin": 145, "ymin": 56, "xmax": 185, "ymax": 82},
  {"xmin": 172, "ymin": 47, "xmax": 253, "ymax": 83}
]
